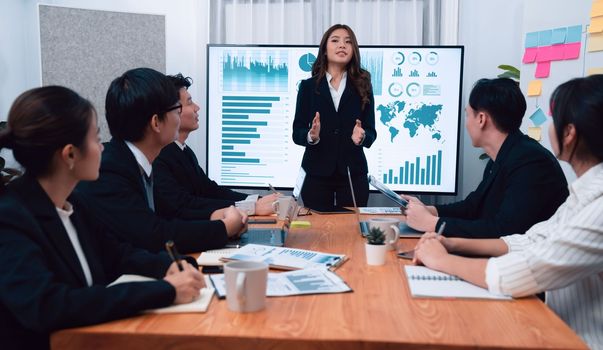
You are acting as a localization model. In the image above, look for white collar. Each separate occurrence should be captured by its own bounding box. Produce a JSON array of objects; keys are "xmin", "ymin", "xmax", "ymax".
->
[
  {"xmin": 174, "ymin": 140, "xmax": 186, "ymax": 151},
  {"xmin": 124, "ymin": 141, "xmax": 153, "ymax": 176},
  {"xmin": 56, "ymin": 201, "xmax": 74, "ymax": 218},
  {"xmin": 569, "ymin": 162, "xmax": 603, "ymax": 200},
  {"xmin": 326, "ymin": 71, "xmax": 347, "ymax": 90}
]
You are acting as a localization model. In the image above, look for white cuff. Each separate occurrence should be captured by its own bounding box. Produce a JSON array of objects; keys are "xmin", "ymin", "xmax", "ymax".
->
[
  {"xmin": 485, "ymin": 258, "xmax": 503, "ymax": 295},
  {"xmin": 307, "ymin": 131, "xmax": 319, "ymax": 145}
]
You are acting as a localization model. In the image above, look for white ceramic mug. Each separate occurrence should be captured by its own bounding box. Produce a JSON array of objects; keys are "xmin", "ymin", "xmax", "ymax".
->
[
  {"xmin": 224, "ymin": 261, "xmax": 268, "ymax": 313},
  {"xmin": 368, "ymin": 217, "xmax": 400, "ymax": 251},
  {"xmin": 271, "ymin": 196, "xmax": 294, "ymax": 220}
]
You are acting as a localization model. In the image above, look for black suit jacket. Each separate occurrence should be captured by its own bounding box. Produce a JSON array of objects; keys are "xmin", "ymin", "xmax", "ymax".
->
[
  {"xmin": 292, "ymin": 76, "xmax": 376, "ymax": 177},
  {"xmin": 77, "ymin": 139, "xmax": 227, "ymax": 253},
  {"xmin": 0, "ymin": 175, "xmax": 175, "ymax": 350},
  {"xmin": 154, "ymin": 142, "xmax": 246, "ymax": 220},
  {"xmin": 435, "ymin": 131, "xmax": 569, "ymax": 238}
]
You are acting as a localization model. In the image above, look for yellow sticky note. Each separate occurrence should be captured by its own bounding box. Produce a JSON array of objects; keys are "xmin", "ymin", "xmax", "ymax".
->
[
  {"xmin": 290, "ymin": 220, "xmax": 311, "ymax": 228},
  {"xmin": 588, "ymin": 16, "xmax": 603, "ymax": 33},
  {"xmin": 592, "ymin": 2, "xmax": 603, "ymax": 18},
  {"xmin": 528, "ymin": 126, "xmax": 542, "ymax": 142},
  {"xmin": 527, "ymin": 80, "xmax": 542, "ymax": 96},
  {"xmin": 587, "ymin": 67, "xmax": 603, "ymax": 75},
  {"xmin": 588, "ymin": 32, "xmax": 603, "ymax": 52}
]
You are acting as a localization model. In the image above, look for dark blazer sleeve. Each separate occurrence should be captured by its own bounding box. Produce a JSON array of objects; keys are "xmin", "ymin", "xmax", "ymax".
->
[
  {"xmin": 0, "ymin": 197, "xmax": 174, "ymax": 336},
  {"xmin": 292, "ymin": 78, "xmax": 314, "ymax": 146},
  {"xmin": 359, "ymin": 91, "xmax": 376, "ymax": 148},
  {"xmin": 154, "ymin": 145, "xmax": 244, "ymax": 220},
  {"xmin": 435, "ymin": 149, "xmax": 568, "ymax": 238},
  {"xmin": 77, "ymin": 141, "xmax": 228, "ymax": 253}
]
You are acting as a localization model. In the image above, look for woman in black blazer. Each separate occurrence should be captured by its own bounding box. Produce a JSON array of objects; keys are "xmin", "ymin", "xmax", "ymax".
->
[
  {"xmin": 292, "ymin": 24, "xmax": 376, "ymax": 209},
  {"xmin": 0, "ymin": 86, "xmax": 204, "ymax": 349}
]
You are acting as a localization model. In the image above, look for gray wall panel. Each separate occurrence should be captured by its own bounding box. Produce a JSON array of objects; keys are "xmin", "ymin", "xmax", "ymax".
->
[{"xmin": 39, "ymin": 5, "xmax": 165, "ymax": 140}]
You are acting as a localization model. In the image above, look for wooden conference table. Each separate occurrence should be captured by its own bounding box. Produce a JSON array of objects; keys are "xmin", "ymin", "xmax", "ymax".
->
[{"xmin": 51, "ymin": 213, "xmax": 587, "ymax": 349}]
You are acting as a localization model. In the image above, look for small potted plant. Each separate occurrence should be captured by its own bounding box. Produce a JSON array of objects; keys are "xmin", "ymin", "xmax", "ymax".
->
[{"xmin": 365, "ymin": 227, "xmax": 387, "ymax": 266}]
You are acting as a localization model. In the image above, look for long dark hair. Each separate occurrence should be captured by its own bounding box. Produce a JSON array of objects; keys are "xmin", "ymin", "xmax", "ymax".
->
[
  {"xmin": 312, "ymin": 24, "xmax": 372, "ymax": 111},
  {"xmin": 0, "ymin": 86, "xmax": 94, "ymax": 177},
  {"xmin": 550, "ymin": 74, "xmax": 603, "ymax": 163}
]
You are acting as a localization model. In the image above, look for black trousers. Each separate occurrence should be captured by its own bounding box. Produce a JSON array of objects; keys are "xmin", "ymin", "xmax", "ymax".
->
[{"xmin": 301, "ymin": 172, "xmax": 369, "ymax": 208}]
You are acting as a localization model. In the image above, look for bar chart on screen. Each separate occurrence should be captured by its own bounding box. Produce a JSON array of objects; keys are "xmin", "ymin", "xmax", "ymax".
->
[{"xmin": 381, "ymin": 151, "xmax": 443, "ymax": 186}]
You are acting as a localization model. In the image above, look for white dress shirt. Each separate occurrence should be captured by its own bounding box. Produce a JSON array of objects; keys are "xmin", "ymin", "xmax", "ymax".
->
[
  {"xmin": 307, "ymin": 71, "xmax": 348, "ymax": 145},
  {"xmin": 125, "ymin": 141, "xmax": 153, "ymax": 177},
  {"xmin": 486, "ymin": 163, "xmax": 603, "ymax": 349},
  {"xmin": 56, "ymin": 202, "xmax": 93, "ymax": 287}
]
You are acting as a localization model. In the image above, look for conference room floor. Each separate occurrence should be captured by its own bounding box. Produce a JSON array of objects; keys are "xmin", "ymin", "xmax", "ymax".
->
[{"xmin": 51, "ymin": 213, "xmax": 587, "ymax": 350}]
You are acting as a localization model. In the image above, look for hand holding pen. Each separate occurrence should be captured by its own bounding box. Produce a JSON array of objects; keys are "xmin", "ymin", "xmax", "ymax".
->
[
  {"xmin": 163, "ymin": 240, "xmax": 205, "ymax": 304},
  {"xmin": 412, "ymin": 222, "xmax": 447, "ymax": 266}
]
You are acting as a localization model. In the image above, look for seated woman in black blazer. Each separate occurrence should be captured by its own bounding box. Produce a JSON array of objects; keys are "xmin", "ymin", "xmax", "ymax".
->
[{"xmin": 0, "ymin": 86, "xmax": 204, "ymax": 349}]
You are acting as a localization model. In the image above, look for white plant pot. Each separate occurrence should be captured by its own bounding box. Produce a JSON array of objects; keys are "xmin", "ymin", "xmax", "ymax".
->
[{"xmin": 365, "ymin": 243, "xmax": 387, "ymax": 266}]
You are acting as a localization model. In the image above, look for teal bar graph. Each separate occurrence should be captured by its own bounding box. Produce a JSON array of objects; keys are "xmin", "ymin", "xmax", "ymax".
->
[
  {"xmin": 222, "ymin": 127, "xmax": 257, "ymax": 132},
  {"xmin": 222, "ymin": 108, "xmax": 270, "ymax": 114},
  {"xmin": 222, "ymin": 102, "xmax": 272, "ymax": 108},
  {"xmin": 222, "ymin": 121, "xmax": 267, "ymax": 126},
  {"xmin": 382, "ymin": 151, "xmax": 443, "ymax": 186},
  {"xmin": 222, "ymin": 133, "xmax": 260, "ymax": 139},
  {"xmin": 223, "ymin": 139, "xmax": 251, "ymax": 144},
  {"xmin": 222, "ymin": 158, "xmax": 260, "ymax": 163},
  {"xmin": 223, "ymin": 114, "xmax": 249, "ymax": 119},
  {"xmin": 223, "ymin": 96, "xmax": 280, "ymax": 101},
  {"xmin": 222, "ymin": 145, "xmax": 234, "ymax": 150},
  {"xmin": 222, "ymin": 151, "xmax": 245, "ymax": 157}
]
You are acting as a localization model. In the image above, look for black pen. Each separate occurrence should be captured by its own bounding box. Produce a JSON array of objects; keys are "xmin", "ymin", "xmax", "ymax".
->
[
  {"xmin": 267, "ymin": 183, "xmax": 278, "ymax": 194},
  {"xmin": 165, "ymin": 240, "xmax": 184, "ymax": 271}
]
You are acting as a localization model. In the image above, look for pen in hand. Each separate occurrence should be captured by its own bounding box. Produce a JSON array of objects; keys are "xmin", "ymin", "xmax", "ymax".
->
[
  {"xmin": 165, "ymin": 240, "xmax": 184, "ymax": 272},
  {"xmin": 436, "ymin": 221, "xmax": 446, "ymax": 236},
  {"xmin": 267, "ymin": 183, "xmax": 278, "ymax": 194}
]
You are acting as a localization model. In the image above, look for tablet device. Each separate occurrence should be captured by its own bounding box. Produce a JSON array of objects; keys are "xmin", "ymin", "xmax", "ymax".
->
[
  {"xmin": 309, "ymin": 206, "xmax": 355, "ymax": 214},
  {"xmin": 368, "ymin": 175, "xmax": 409, "ymax": 208}
]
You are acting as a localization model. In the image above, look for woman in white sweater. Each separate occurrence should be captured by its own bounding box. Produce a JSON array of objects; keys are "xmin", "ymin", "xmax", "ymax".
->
[{"xmin": 413, "ymin": 74, "xmax": 603, "ymax": 349}]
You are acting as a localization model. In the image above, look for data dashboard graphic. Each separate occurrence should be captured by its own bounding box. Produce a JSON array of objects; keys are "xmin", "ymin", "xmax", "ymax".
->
[{"xmin": 207, "ymin": 45, "xmax": 464, "ymax": 194}]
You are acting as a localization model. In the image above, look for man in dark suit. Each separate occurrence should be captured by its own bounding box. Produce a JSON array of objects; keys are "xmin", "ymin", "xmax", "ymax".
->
[
  {"xmin": 153, "ymin": 74, "xmax": 279, "ymax": 220},
  {"xmin": 78, "ymin": 68, "xmax": 247, "ymax": 253},
  {"xmin": 404, "ymin": 78, "xmax": 569, "ymax": 238}
]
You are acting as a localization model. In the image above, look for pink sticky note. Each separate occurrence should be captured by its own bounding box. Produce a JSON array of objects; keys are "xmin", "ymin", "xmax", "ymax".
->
[
  {"xmin": 564, "ymin": 42, "xmax": 581, "ymax": 59},
  {"xmin": 550, "ymin": 44, "xmax": 565, "ymax": 60},
  {"xmin": 536, "ymin": 46, "xmax": 553, "ymax": 62},
  {"xmin": 522, "ymin": 48, "xmax": 538, "ymax": 63},
  {"xmin": 535, "ymin": 61, "xmax": 551, "ymax": 78}
]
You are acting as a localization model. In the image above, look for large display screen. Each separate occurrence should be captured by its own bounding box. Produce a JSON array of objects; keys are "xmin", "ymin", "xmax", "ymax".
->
[{"xmin": 206, "ymin": 45, "xmax": 463, "ymax": 194}]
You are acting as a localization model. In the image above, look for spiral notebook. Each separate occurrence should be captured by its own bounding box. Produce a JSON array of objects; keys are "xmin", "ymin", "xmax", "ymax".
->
[{"xmin": 404, "ymin": 266, "xmax": 511, "ymax": 300}]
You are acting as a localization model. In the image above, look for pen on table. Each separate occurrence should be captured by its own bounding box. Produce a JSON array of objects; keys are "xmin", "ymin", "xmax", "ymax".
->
[
  {"xmin": 165, "ymin": 240, "xmax": 184, "ymax": 272},
  {"xmin": 267, "ymin": 183, "xmax": 278, "ymax": 194},
  {"xmin": 436, "ymin": 222, "xmax": 446, "ymax": 236}
]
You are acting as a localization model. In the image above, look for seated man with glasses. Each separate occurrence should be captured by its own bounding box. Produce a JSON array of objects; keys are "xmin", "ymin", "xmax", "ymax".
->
[
  {"xmin": 152, "ymin": 73, "xmax": 280, "ymax": 221},
  {"xmin": 78, "ymin": 67, "xmax": 247, "ymax": 253}
]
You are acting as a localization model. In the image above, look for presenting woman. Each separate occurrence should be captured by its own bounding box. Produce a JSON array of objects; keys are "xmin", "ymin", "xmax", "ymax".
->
[
  {"xmin": 292, "ymin": 24, "xmax": 376, "ymax": 209},
  {"xmin": 413, "ymin": 75, "xmax": 603, "ymax": 349},
  {"xmin": 0, "ymin": 86, "xmax": 204, "ymax": 349}
]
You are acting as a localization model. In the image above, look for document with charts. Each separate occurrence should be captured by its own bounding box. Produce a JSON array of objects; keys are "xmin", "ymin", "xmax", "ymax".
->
[
  {"xmin": 221, "ymin": 244, "xmax": 347, "ymax": 270},
  {"xmin": 404, "ymin": 266, "xmax": 512, "ymax": 300},
  {"xmin": 209, "ymin": 268, "xmax": 352, "ymax": 298}
]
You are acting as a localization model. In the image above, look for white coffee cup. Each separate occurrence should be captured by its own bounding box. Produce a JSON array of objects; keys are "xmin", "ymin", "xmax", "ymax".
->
[
  {"xmin": 224, "ymin": 261, "xmax": 268, "ymax": 313},
  {"xmin": 271, "ymin": 196, "xmax": 294, "ymax": 220},
  {"xmin": 368, "ymin": 217, "xmax": 400, "ymax": 251}
]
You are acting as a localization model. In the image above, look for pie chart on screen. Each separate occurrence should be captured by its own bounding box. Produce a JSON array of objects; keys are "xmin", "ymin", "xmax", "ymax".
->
[{"xmin": 299, "ymin": 53, "xmax": 316, "ymax": 72}]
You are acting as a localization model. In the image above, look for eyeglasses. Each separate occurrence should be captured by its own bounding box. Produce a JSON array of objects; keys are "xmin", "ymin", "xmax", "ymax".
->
[{"xmin": 159, "ymin": 103, "xmax": 182, "ymax": 115}]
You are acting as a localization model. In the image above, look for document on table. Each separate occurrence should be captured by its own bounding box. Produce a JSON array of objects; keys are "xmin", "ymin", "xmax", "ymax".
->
[
  {"xmin": 197, "ymin": 248, "xmax": 240, "ymax": 266},
  {"xmin": 222, "ymin": 243, "xmax": 347, "ymax": 270},
  {"xmin": 209, "ymin": 268, "xmax": 352, "ymax": 298},
  {"xmin": 404, "ymin": 266, "xmax": 512, "ymax": 300},
  {"xmin": 108, "ymin": 275, "xmax": 215, "ymax": 312},
  {"xmin": 358, "ymin": 207, "xmax": 402, "ymax": 214}
]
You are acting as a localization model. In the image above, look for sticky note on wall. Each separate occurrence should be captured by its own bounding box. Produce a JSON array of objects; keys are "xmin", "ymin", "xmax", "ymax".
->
[
  {"xmin": 588, "ymin": 32, "xmax": 603, "ymax": 52},
  {"xmin": 535, "ymin": 62, "xmax": 551, "ymax": 78},
  {"xmin": 528, "ymin": 127, "xmax": 542, "ymax": 141},
  {"xmin": 564, "ymin": 42, "xmax": 582, "ymax": 59},
  {"xmin": 529, "ymin": 108, "xmax": 548, "ymax": 126},
  {"xmin": 525, "ymin": 32, "xmax": 539, "ymax": 48},
  {"xmin": 527, "ymin": 80, "xmax": 542, "ymax": 96},
  {"xmin": 551, "ymin": 27, "xmax": 567, "ymax": 44},
  {"xmin": 566, "ymin": 25, "xmax": 582, "ymax": 43},
  {"xmin": 592, "ymin": 2, "xmax": 603, "ymax": 17},
  {"xmin": 522, "ymin": 48, "xmax": 538, "ymax": 63},
  {"xmin": 589, "ymin": 16, "xmax": 603, "ymax": 33},
  {"xmin": 587, "ymin": 67, "xmax": 603, "ymax": 75}
]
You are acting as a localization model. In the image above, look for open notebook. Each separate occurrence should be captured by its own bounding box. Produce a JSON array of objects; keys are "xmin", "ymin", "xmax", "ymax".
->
[
  {"xmin": 404, "ymin": 266, "xmax": 512, "ymax": 300},
  {"xmin": 108, "ymin": 275, "xmax": 215, "ymax": 312}
]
